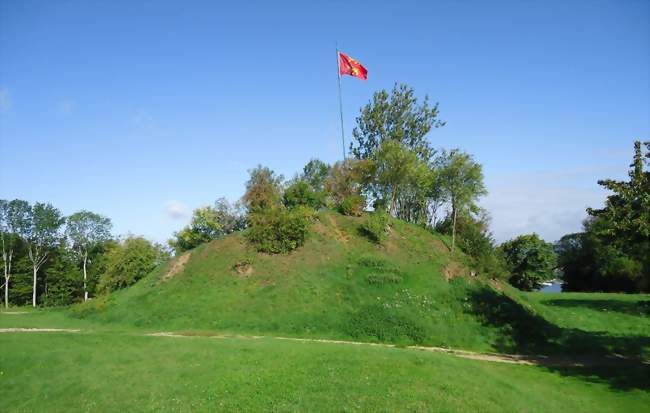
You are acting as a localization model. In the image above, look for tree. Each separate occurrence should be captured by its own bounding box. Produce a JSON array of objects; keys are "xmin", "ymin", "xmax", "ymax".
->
[
  {"xmin": 557, "ymin": 141, "xmax": 650, "ymax": 293},
  {"xmin": 301, "ymin": 159, "xmax": 330, "ymax": 192},
  {"xmin": 351, "ymin": 83, "xmax": 445, "ymax": 162},
  {"xmin": 498, "ymin": 234, "xmax": 557, "ymax": 291},
  {"xmin": 438, "ymin": 150, "xmax": 487, "ymax": 251},
  {"xmin": 65, "ymin": 211, "xmax": 112, "ymax": 301},
  {"xmin": 26, "ymin": 202, "xmax": 63, "ymax": 307},
  {"xmin": 436, "ymin": 209, "xmax": 506, "ymax": 278},
  {"xmin": 283, "ymin": 180, "xmax": 324, "ymax": 210},
  {"xmin": 324, "ymin": 159, "xmax": 372, "ymax": 216},
  {"xmin": 98, "ymin": 236, "xmax": 168, "ymax": 293},
  {"xmin": 169, "ymin": 198, "xmax": 245, "ymax": 254},
  {"xmin": 242, "ymin": 165, "xmax": 284, "ymax": 213},
  {"xmin": 373, "ymin": 140, "xmax": 421, "ymax": 216},
  {"xmin": 0, "ymin": 199, "xmax": 31, "ymax": 308}
]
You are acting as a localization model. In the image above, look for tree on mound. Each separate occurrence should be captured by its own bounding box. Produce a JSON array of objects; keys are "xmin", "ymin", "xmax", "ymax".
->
[
  {"xmin": 169, "ymin": 198, "xmax": 245, "ymax": 254},
  {"xmin": 243, "ymin": 165, "xmax": 313, "ymax": 254}
]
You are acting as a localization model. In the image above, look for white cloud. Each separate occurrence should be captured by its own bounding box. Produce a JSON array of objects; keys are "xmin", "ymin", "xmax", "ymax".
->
[
  {"xmin": 481, "ymin": 169, "xmax": 611, "ymax": 243},
  {"xmin": 0, "ymin": 88, "xmax": 12, "ymax": 113},
  {"xmin": 164, "ymin": 200, "xmax": 190, "ymax": 220}
]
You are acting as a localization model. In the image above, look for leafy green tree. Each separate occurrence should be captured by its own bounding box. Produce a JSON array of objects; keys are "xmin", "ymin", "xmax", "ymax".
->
[
  {"xmin": 169, "ymin": 199, "xmax": 245, "ymax": 253},
  {"xmin": 498, "ymin": 234, "xmax": 557, "ymax": 291},
  {"xmin": 558, "ymin": 141, "xmax": 650, "ymax": 293},
  {"xmin": 438, "ymin": 150, "xmax": 487, "ymax": 251},
  {"xmin": 65, "ymin": 211, "xmax": 112, "ymax": 301},
  {"xmin": 0, "ymin": 199, "xmax": 31, "ymax": 308},
  {"xmin": 242, "ymin": 165, "xmax": 284, "ymax": 213},
  {"xmin": 26, "ymin": 202, "xmax": 64, "ymax": 307},
  {"xmin": 301, "ymin": 159, "xmax": 330, "ymax": 192},
  {"xmin": 283, "ymin": 180, "xmax": 324, "ymax": 210},
  {"xmin": 245, "ymin": 206, "xmax": 313, "ymax": 254},
  {"xmin": 351, "ymin": 83, "xmax": 445, "ymax": 161},
  {"xmin": 436, "ymin": 210, "xmax": 506, "ymax": 278},
  {"xmin": 373, "ymin": 140, "xmax": 421, "ymax": 215},
  {"xmin": 98, "ymin": 236, "xmax": 168, "ymax": 293},
  {"xmin": 324, "ymin": 159, "xmax": 371, "ymax": 216}
]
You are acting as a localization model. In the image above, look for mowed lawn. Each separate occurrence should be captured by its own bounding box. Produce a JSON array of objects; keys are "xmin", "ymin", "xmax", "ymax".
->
[{"xmin": 1, "ymin": 312, "xmax": 649, "ymax": 412}]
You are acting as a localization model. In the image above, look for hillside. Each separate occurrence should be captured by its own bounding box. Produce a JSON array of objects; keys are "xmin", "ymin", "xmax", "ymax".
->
[
  {"xmin": 72, "ymin": 211, "xmax": 502, "ymax": 350},
  {"xmin": 72, "ymin": 210, "xmax": 650, "ymax": 360}
]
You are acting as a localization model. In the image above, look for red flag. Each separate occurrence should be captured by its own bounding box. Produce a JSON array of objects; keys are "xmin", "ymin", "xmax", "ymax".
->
[{"xmin": 338, "ymin": 51, "xmax": 368, "ymax": 80}]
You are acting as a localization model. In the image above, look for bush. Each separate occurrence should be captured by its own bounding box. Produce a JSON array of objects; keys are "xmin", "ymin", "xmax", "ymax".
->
[
  {"xmin": 283, "ymin": 180, "xmax": 324, "ymax": 210},
  {"xmin": 97, "ymin": 237, "xmax": 168, "ymax": 293},
  {"xmin": 360, "ymin": 212, "xmax": 389, "ymax": 243},
  {"xmin": 246, "ymin": 206, "xmax": 313, "ymax": 254},
  {"xmin": 337, "ymin": 195, "xmax": 365, "ymax": 216}
]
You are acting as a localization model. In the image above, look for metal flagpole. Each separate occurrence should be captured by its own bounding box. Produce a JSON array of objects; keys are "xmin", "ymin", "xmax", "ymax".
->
[{"xmin": 336, "ymin": 45, "xmax": 346, "ymax": 160}]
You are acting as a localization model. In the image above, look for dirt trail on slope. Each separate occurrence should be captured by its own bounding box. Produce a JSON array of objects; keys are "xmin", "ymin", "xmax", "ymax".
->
[{"xmin": 145, "ymin": 331, "xmax": 647, "ymax": 368}]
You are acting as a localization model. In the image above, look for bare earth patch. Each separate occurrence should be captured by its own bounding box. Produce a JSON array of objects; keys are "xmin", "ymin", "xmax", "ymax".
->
[
  {"xmin": 163, "ymin": 251, "xmax": 191, "ymax": 280},
  {"xmin": 0, "ymin": 328, "xmax": 80, "ymax": 333},
  {"xmin": 0, "ymin": 311, "xmax": 29, "ymax": 315},
  {"xmin": 233, "ymin": 261, "xmax": 254, "ymax": 277}
]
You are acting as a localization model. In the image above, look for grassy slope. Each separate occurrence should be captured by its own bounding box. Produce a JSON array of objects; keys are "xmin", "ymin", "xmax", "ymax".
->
[
  {"xmin": 1, "ymin": 328, "xmax": 648, "ymax": 413},
  {"xmin": 76, "ymin": 211, "xmax": 503, "ymax": 352}
]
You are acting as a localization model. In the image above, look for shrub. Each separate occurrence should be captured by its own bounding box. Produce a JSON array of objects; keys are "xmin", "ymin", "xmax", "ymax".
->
[
  {"xmin": 337, "ymin": 195, "xmax": 365, "ymax": 216},
  {"xmin": 360, "ymin": 212, "xmax": 389, "ymax": 243},
  {"xmin": 97, "ymin": 237, "xmax": 168, "ymax": 293},
  {"xmin": 283, "ymin": 180, "xmax": 324, "ymax": 210},
  {"xmin": 246, "ymin": 206, "xmax": 313, "ymax": 254}
]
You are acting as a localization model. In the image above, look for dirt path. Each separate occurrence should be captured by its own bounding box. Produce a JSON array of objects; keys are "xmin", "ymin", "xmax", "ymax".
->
[
  {"xmin": 0, "ymin": 328, "xmax": 80, "ymax": 333},
  {"xmin": 144, "ymin": 331, "xmax": 647, "ymax": 367}
]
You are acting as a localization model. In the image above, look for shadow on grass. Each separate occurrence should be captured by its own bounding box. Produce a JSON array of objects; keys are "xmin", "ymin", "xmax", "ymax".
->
[
  {"xmin": 467, "ymin": 287, "xmax": 650, "ymax": 391},
  {"xmin": 540, "ymin": 298, "xmax": 650, "ymax": 316}
]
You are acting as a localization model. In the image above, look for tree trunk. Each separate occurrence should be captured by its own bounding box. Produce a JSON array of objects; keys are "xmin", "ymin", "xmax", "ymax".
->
[
  {"xmin": 83, "ymin": 253, "xmax": 88, "ymax": 301},
  {"xmin": 32, "ymin": 265, "xmax": 37, "ymax": 308},
  {"xmin": 4, "ymin": 277, "xmax": 8, "ymax": 309},
  {"xmin": 451, "ymin": 206, "xmax": 457, "ymax": 252}
]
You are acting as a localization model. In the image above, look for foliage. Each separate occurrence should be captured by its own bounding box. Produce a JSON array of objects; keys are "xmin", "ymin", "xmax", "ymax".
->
[
  {"xmin": 242, "ymin": 165, "xmax": 284, "ymax": 213},
  {"xmin": 360, "ymin": 212, "xmax": 390, "ymax": 244},
  {"xmin": 437, "ymin": 149, "xmax": 487, "ymax": 251},
  {"xmin": 98, "ymin": 236, "xmax": 168, "ymax": 293},
  {"xmin": 169, "ymin": 198, "xmax": 245, "ymax": 253},
  {"xmin": 558, "ymin": 141, "xmax": 650, "ymax": 293},
  {"xmin": 351, "ymin": 82, "xmax": 445, "ymax": 161},
  {"xmin": 245, "ymin": 206, "xmax": 313, "ymax": 254},
  {"xmin": 283, "ymin": 180, "xmax": 324, "ymax": 210},
  {"xmin": 436, "ymin": 210, "xmax": 506, "ymax": 278},
  {"xmin": 301, "ymin": 158, "xmax": 330, "ymax": 192},
  {"xmin": 324, "ymin": 159, "xmax": 370, "ymax": 215},
  {"xmin": 498, "ymin": 234, "xmax": 557, "ymax": 291},
  {"xmin": 65, "ymin": 211, "xmax": 112, "ymax": 255}
]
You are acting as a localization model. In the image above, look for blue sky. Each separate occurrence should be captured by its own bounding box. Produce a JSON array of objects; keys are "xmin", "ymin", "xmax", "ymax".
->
[{"xmin": 1, "ymin": 0, "xmax": 648, "ymax": 243}]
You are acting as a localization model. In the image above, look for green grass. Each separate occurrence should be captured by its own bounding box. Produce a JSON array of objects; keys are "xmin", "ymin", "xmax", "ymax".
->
[
  {"xmin": 2, "ymin": 211, "xmax": 648, "ymax": 411},
  {"xmin": 72, "ymin": 212, "xmax": 506, "ymax": 352},
  {"xmin": 1, "ymin": 326, "xmax": 648, "ymax": 412}
]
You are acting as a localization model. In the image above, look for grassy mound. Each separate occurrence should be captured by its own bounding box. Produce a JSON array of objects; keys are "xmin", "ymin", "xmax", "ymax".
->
[
  {"xmin": 71, "ymin": 210, "xmax": 650, "ymax": 360},
  {"xmin": 72, "ymin": 211, "xmax": 504, "ymax": 350}
]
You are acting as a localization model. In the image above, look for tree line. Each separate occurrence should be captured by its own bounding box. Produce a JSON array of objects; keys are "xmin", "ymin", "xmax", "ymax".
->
[
  {"xmin": 168, "ymin": 84, "xmax": 649, "ymax": 294},
  {"xmin": 0, "ymin": 201, "xmax": 167, "ymax": 307},
  {"xmin": 4, "ymin": 84, "xmax": 646, "ymax": 306}
]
